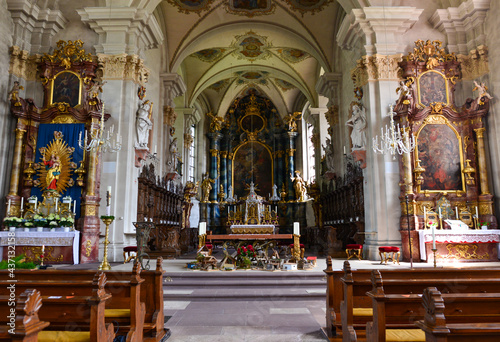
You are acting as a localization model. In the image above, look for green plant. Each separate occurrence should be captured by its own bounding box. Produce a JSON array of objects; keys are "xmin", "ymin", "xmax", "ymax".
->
[
  {"xmin": 46, "ymin": 214, "xmax": 60, "ymax": 228},
  {"xmin": 0, "ymin": 254, "xmax": 37, "ymax": 269},
  {"xmin": 481, "ymin": 221, "xmax": 491, "ymax": 227},
  {"xmin": 59, "ymin": 216, "xmax": 74, "ymax": 227},
  {"xmin": 3, "ymin": 217, "xmax": 22, "ymax": 227}
]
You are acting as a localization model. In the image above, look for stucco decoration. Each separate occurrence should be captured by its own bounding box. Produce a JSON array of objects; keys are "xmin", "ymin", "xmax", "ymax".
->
[
  {"xmin": 225, "ymin": 0, "xmax": 275, "ymax": 17},
  {"xmin": 277, "ymin": 48, "xmax": 311, "ymax": 63},
  {"xmin": 208, "ymin": 79, "xmax": 231, "ymax": 93},
  {"xmin": 191, "ymin": 48, "xmax": 226, "ymax": 63},
  {"xmin": 232, "ymin": 31, "xmax": 271, "ymax": 61},
  {"xmin": 235, "ymin": 70, "xmax": 269, "ymax": 86},
  {"xmin": 284, "ymin": 0, "xmax": 334, "ymax": 16},
  {"xmin": 274, "ymin": 78, "xmax": 295, "ymax": 91},
  {"xmin": 167, "ymin": 0, "xmax": 216, "ymax": 15}
]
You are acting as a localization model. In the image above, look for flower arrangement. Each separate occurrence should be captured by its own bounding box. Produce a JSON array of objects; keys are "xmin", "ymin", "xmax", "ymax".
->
[
  {"xmin": 427, "ymin": 220, "xmax": 438, "ymax": 228},
  {"xmin": 236, "ymin": 244, "xmax": 256, "ymax": 268},
  {"xmin": 46, "ymin": 214, "xmax": 60, "ymax": 228},
  {"xmin": 3, "ymin": 217, "xmax": 22, "ymax": 228},
  {"xmin": 33, "ymin": 215, "xmax": 47, "ymax": 227},
  {"xmin": 59, "ymin": 216, "xmax": 74, "ymax": 227},
  {"xmin": 23, "ymin": 219, "xmax": 34, "ymax": 228},
  {"xmin": 481, "ymin": 221, "xmax": 491, "ymax": 227}
]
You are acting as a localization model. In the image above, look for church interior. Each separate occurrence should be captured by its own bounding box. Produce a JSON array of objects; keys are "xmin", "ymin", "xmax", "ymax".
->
[{"xmin": 2, "ymin": 0, "xmax": 500, "ymax": 341}]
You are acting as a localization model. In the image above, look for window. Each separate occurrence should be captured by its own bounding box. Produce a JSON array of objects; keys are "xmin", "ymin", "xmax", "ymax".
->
[
  {"xmin": 306, "ymin": 123, "xmax": 316, "ymax": 181},
  {"xmin": 187, "ymin": 124, "xmax": 196, "ymax": 182}
]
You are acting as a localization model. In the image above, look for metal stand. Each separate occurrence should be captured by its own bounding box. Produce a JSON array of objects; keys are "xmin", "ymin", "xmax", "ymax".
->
[
  {"xmin": 98, "ymin": 217, "xmax": 114, "ymax": 271},
  {"xmin": 432, "ymin": 248, "xmax": 437, "ymax": 268},
  {"xmin": 405, "ymin": 195, "xmax": 413, "ymax": 268}
]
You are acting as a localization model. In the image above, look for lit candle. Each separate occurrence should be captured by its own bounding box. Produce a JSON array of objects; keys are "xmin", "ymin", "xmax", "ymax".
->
[
  {"xmin": 432, "ymin": 224, "xmax": 436, "ymax": 249},
  {"xmin": 455, "ymin": 206, "xmax": 459, "ymax": 220},
  {"xmin": 293, "ymin": 222, "xmax": 300, "ymax": 235},
  {"xmin": 20, "ymin": 197, "xmax": 24, "ymax": 211},
  {"xmin": 73, "ymin": 200, "xmax": 76, "ymax": 214}
]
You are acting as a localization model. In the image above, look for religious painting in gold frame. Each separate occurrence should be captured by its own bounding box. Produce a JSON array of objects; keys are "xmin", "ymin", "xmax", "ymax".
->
[
  {"xmin": 414, "ymin": 115, "xmax": 465, "ymax": 194},
  {"xmin": 232, "ymin": 141, "xmax": 273, "ymax": 199},
  {"xmin": 50, "ymin": 70, "xmax": 82, "ymax": 107},
  {"xmin": 417, "ymin": 70, "xmax": 450, "ymax": 108}
]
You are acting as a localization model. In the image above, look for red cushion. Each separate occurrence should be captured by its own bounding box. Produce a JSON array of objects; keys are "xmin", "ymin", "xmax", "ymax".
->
[
  {"xmin": 205, "ymin": 244, "xmax": 213, "ymax": 249},
  {"xmin": 390, "ymin": 246, "xmax": 400, "ymax": 252},
  {"xmin": 123, "ymin": 246, "xmax": 137, "ymax": 252},
  {"xmin": 306, "ymin": 257, "xmax": 317, "ymax": 260},
  {"xmin": 346, "ymin": 244, "xmax": 362, "ymax": 249},
  {"xmin": 379, "ymin": 246, "xmax": 394, "ymax": 253},
  {"xmin": 289, "ymin": 244, "xmax": 305, "ymax": 248}
]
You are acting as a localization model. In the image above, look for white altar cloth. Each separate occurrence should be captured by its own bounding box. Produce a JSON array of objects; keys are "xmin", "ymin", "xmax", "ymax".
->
[
  {"xmin": 418, "ymin": 229, "xmax": 500, "ymax": 260},
  {"xmin": 0, "ymin": 229, "xmax": 80, "ymax": 264}
]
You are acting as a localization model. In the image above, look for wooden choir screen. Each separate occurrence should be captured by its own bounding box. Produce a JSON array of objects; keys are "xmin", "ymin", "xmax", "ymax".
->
[{"xmin": 137, "ymin": 164, "xmax": 184, "ymax": 258}]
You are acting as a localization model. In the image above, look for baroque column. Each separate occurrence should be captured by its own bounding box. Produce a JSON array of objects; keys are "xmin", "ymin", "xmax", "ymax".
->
[{"xmin": 5, "ymin": 127, "xmax": 26, "ymax": 217}]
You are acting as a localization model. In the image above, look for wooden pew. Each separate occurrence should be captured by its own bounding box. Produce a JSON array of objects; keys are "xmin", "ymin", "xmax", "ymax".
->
[
  {"xmin": 0, "ymin": 273, "xmax": 114, "ymax": 342},
  {"xmin": 324, "ymin": 259, "xmax": 500, "ymax": 339},
  {"xmin": 0, "ymin": 257, "xmax": 168, "ymax": 342},
  {"xmin": 0, "ymin": 289, "xmax": 50, "ymax": 342},
  {"xmin": 365, "ymin": 270, "xmax": 500, "ymax": 342},
  {"xmin": 415, "ymin": 287, "xmax": 500, "ymax": 342}
]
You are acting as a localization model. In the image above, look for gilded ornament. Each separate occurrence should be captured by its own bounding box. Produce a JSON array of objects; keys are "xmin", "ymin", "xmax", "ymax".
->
[
  {"xmin": 206, "ymin": 112, "xmax": 225, "ymax": 132},
  {"xmin": 210, "ymin": 149, "xmax": 219, "ymax": 157},
  {"xmin": 85, "ymin": 205, "xmax": 96, "ymax": 216},
  {"xmin": 479, "ymin": 203, "xmax": 493, "ymax": 215},
  {"xmin": 43, "ymin": 40, "xmax": 92, "ymax": 68},
  {"xmin": 423, "ymin": 114, "xmax": 447, "ymax": 125},
  {"xmin": 474, "ymin": 127, "xmax": 485, "ymax": 139},
  {"xmin": 183, "ymin": 133, "xmax": 194, "ymax": 149},
  {"xmin": 52, "ymin": 115, "xmax": 78, "ymax": 124},
  {"xmin": 462, "ymin": 159, "xmax": 475, "ymax": 186},
  {"xmin": 438, "ymin": 244, "xmax": 488, "ymax": 260},
  {"xmin": 286, "ymin": 148, "xmax": 296, "ymax": 157},
  {"xmin": 85, "ymin": 240, "xmax": 92, "ymax": 257},
  {"xmin": 403, "ymin": 40, "xmax": 456, "ymax": 70}
]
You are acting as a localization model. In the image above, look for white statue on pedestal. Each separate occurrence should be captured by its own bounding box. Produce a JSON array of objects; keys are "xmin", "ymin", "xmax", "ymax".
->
[
  {"xmin": 323, "ymin": 138, "xmax": 335, "ymax": 173},
  {"xmin": 135, "ymin": 100, "xmax": 153, "ymax": 149},
  {"xmin": 346, "ymin": 103, "xmax": 367, "ymax": 150},
  {"xmin": 167, "ymin": 137, "xmax": 179, "ymax": 172}
]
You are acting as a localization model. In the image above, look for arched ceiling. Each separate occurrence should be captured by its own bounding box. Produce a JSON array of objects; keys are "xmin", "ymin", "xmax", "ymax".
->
[{"xmin": 155, "ymin": 0, "xmax": 343, "ymax": 117}]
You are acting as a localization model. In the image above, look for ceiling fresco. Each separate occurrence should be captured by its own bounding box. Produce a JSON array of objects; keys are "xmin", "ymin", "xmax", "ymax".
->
[
  {"xmin": 192, "ymin": 48, "xmax": 227, "ymax": 62},
  {"xmin": 167, "ymin": 0, "xmax": 216, "ymax": 15},
  {"xmin": 232, "ymin": 31, "xmax": 271, "ymax": 61},
  {"xmin": 283, "ymin": 0, "xmax": 335, "ymax": 16},
  {"xmin": 225, "ymin": 0, "xmax": 276, "ymax": 17}
]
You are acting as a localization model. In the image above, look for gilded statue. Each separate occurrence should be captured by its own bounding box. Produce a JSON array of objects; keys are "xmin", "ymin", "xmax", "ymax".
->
[
  {"xmin": 44, "ymin": 153, "xmax": 61, "ymax": 191},
  {"xmin": 206, "ymin": 112, "xmax": 225, "ymax": 132},
  {"xmin": 290, "ymin": 171, "xmax": 307, "ymax": 202},
  {"xmin": 283, "ymin": 112, "xmax": 301, "ymax": 132},
  {"xmin": 8, "ymin": 81, "xmax": 24, "ymax": 106},
  {"xmin": 200, "ymin": 173, "xmax": 215, "ymax": 203}
]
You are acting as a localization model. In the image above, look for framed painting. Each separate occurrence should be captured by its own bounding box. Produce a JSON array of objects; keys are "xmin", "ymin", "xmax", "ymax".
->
[
  {"xmin": 232, "ymin": 141, "xmax": 273, "ymax": 199},
  {"xmin": 417, "ymin": 70, "xmax": 449, "ymax": 107},
  {"xmin": 50, "ymin": 70, "xmax": 82, "ymax": 107},
  {"xmin": 415, "ymin": 117, "xmax": 464, "ymax": 193}
]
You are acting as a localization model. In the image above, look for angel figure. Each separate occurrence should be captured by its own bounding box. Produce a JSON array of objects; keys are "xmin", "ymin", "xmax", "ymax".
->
[
  {"xmin": 206, "ymin": 112, "xmax": 225, "ymax": 132},
  {"xmin": 200, "ymin": 173, "xmax": 215, "ymax": 203},
  {"xmin": 284, "ymin": 112, "xmax": 301, "ymax": 131},
  {"xmin": 396, "ymin": 80, "xmax": 412, "ymax": 105},
  {"xmin": 136, "ymin": 100, "xmax": 153, "ymax": 149},
  {"xmin": 87, "ymin": 80, "xmax": 107, "ymax": 99},
  {"xmin": 8, "ymin": 81, "xmax": 24, "ymax": 106},
  {"xmin": 473, "ymin": 81, "xmax": 493, "ymax": 105},
  {"xmin": 346, "ymin": 103, "xmax": 367, "ymax": 150}
]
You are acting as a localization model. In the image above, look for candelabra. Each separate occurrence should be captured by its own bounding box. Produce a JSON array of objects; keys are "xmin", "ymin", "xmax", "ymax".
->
[
  {"xmin": 79, "ymin": 104, "xmax": 122, "ymax": 153},
  {"xmin": 373, "ymin": 105, "xmax": 415, "ymax": 158}
]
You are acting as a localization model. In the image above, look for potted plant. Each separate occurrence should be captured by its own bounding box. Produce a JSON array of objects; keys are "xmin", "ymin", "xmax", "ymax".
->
[
  {"xmin": 33, "ymin": 215, "xmax": 47, "ymax": 231},
  {"xmin": 59, "ymin": 216, "xmax": 74, "ymax": 231},
  {"xmin": 3, "ymin": 217, "xmax": 22, "ymax": 230},
  {"xmin": 236, "ymin": 244, "xmax": 256, "ymax": 269},
  {"xmin": 481, "ymin": 221, "xmax": 491, "ymax": 230},
  {"xmin": 0, "ymin": 254, "xmax": 37, "ymax": 269},
  {"xmin": 23, "ymin": 218, "xmax": 34, "ymax": 231},
  {"xmin": 46, "ymin": 214, "xmax": 60, "ymax": 231}
]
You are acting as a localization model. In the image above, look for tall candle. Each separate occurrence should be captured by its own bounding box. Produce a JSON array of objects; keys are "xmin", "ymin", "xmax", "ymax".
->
[
  {"xmin": 73, "ymin": 200, "xmax": 76, "ymax": 214},
  {"xmin": 343, "ymin": 146, "xmax": 346, "ymax": 154},
  {"xmin": 154, "ymin": 145, "xmax": 157, "ymax": 154},
  {"xmin": 42, "ymin": 245, "xmax": 45, "ymax": 253},
  {"xmin": 438, "ymin": 207, "xmax": 442, "ymax": 218},
  {"xmin": 7, "ymin": 199, "xmax": 11, "ymax": 215},
  {"xmin": 293, "ymin": 222, "xmax": 300, "ymax": 235},
  {"xmin": 423, "ymin": 207, "xmax": 426, "ymax": 228},
  {"xmin": 432, "ymin": 224, "xmax": 436, "ymax": 249},
  {"xmin": 55, "ymin": 198, "xmax": 58, "ymax": 212},
  {"xmin": 20, "ymin": 197, "xmax": 24, "ymax": 211},
  {"xmin": 476, "ymin": 206, "xmax": 479, "ymax": 218},
  {"xmin": 199, "ymin": 222, "xmax": 206, "ymax": 235},
  {"xmin": 34, "ymin": 200, "xmax": 37, "ymax": 211},
  {"xmin": 455, "ymin": 206, "xmax": 459, "ymax": 220}
]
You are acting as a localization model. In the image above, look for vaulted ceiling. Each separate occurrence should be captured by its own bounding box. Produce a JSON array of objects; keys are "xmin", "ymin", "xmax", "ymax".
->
[{"xmin": 154, "ymin": 0, "xmax": 344, "ymax": 116}]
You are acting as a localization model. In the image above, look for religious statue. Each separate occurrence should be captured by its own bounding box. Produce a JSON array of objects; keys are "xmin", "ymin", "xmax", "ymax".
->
[
  {"xmin": 44, "ymin": 153, "xmax": 61, "ymax": 191},
  {"xmin": 473, "ymin": 80, "xmax": 493, "ymax": 105},
  {"xmin": 322, "ymin": 138, "xmax": 335, "ymax": 173},
  {"xmin": 290, "ymin": 171, "xmax": 307, "ymax": 202},
  {"xmin": 8, "ymin": 81, "xmax": 24, "ymax": 106},
  {"xmin": 396, "ymin": 80, "xmax": 412, "ymax": 105},
  {"xmin": 167, "ymin": 137, "xmax": 179, "ymax": 172},
  {"xmin": 136, "ymin": 100, "xmax": 153, "ymax": 149},
  {"xmin": 283, "ymin": 112, "xmax": 301, "ymax": 132},
  {"xmin": 346, "ymin": 103, "xmax": 367, "ymax": 150},
  {"xmin": 206, "ymin": 112, "xmax": 225, "ymax": 132},
  {"xmin": 200, "ymin": 173, "xmax": 215, "ymax": 203}
]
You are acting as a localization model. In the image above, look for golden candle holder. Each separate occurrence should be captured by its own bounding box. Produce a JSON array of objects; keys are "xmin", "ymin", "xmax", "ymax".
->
[
  {"xmin": 198, "ymin": 233, "xmax": 206, "ymax": 250},
  {"xmin": 98, "ymin": 217, "xmax": 114, "ymax": 271},
  {"xmin": 293, "ymin": 234, "xmax": 301, "ymax": 261},
  {"xmin": 431, "ymin": 248, "xmax": 437, "ymax": 268}
]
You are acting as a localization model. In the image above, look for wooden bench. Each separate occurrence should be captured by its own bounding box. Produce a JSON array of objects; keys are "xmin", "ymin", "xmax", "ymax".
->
[
  {"xmin": 0, "ymin": 258, "xmax": 168, "ymax": 342},
  {"xmin": 0, "ymin": 273, "xmax": 114, "ymax": 342},
  {"xmin": 365, "ymin": 270, "xmax": 500, "ymax": 342},
  {"xmin": 0, "ymin": 289, "xmax": 50, "ymax": 342},
  {"xmin": 415, "ymin": 287, "xmax": 500, "ymax": 342},
  {"xmin": 324, "ymin": 258, "xmax": 500, "ymax": 338}
]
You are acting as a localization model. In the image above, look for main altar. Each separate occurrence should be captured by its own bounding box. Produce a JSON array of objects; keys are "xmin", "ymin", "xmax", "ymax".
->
[{"xmin": 394, "ymin": 40, "xmax": 498, "ymax": 262}]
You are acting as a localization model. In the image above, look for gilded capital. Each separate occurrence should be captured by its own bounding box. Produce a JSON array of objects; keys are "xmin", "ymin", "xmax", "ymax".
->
[
  {"xmin": 210, "ymin": 149, "xmax": 219, "ymax": 157},
  {"xmin": 220, "ymin": 151, "xmax": 228, "ymax": 158},
  {"xmin": 163, "ymin": 106, "xmax": 177, "ymax": 126},
  {"xmin": 15, "ymin": 128, "xmax": 26, "ymax": 139},
  {"xmin": 286, "ymin": 148, "xmax": 296, "ymax": 157},
  {"xmin": 474, "ymin": 127, "xmax": 486, "ymax": 138},
  {"xmin": 98, "ymin": 53, "xmax": 150, "ymax": 85}
]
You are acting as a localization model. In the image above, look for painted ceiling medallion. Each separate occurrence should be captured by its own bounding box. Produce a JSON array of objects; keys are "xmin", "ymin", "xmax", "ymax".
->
[
  {"xmin": 278, "ymin": 48, "xmax": 311, "ymax": 63},
  {"xmin": 167, "ymin": 0, "xmax": 216, "ymax": 15},
  {"xmin": 208, "ymin": 79, "xmax": 230, "ymax": 93},
  {"xmin": 275, "ymin": 79, "xmax": 295, "ymax": 91},
  {"xmin": 232, "ymin": 31, "xmax": 271, "ymax": 61},
  {"xmin": 192, "ymin": 48, "xmax": 226, "ymax": 63},
  {"xmin": 225, "ymin": 0, "xmax": 275, "ymax": 17},
  {"xmin": 284, "ymin": 0, "xmax": 335, "ymax": 16},
  {"xmin": 235, "ymin": 71, "xmax": 269, "ymax": 85}
]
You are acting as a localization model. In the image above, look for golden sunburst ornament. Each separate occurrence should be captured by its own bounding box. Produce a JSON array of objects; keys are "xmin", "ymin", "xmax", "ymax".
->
[{"xmin": 34, "ymin": 131, "xmax": 77, "ymax": 194}]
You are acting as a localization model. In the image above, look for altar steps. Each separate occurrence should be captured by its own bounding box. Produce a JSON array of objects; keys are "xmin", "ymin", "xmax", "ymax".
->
[{"xmin": 163, "ymin": 271, "xmax": 326, "ymax": 302}]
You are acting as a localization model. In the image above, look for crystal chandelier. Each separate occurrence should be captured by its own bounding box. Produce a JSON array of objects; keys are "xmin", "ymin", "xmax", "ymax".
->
[
  {"xmin": 372, "ymin": 104, "xmax": 415, "ymax": 158},
  {"xmin": 79, "ymin": 104, "xmax": 122, "ymax": 153}
]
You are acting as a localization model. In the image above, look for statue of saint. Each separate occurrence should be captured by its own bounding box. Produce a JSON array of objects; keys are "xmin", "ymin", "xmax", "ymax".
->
[
  {"xmin": 44, "ymin": 153, "xmax": 61, "ymax": 190},
  {"xmin": 290, "ymin": 171, "xmax": 307, "ymax": 202},
  {"xmin": 346, "ymin": 103, "xmax": 367, "ymax": 150},
  {"xmin": 200, "ymin": 173, "xmax": 215, "ymax": 203},
  {"xmin": 136, "ymin": 100, "xmax": 153, "ymax": 149},
  {"xmin": 167, "ymin": 137, "xmax": 179, "ymax": 172},
  {"xmin": 323, "ymin": 138, "xmax": 335, "ymax": 173}
]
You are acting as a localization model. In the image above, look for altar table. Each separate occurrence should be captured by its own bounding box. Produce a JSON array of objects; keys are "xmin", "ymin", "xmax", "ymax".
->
[
  {"xmin": 229, "ymin": 224, "xmax": 276, "ymax": 234},
  {"xmin": 0, "ymin": 229, "xmax": 80, "ymax": 264},
  {"xmin": 418, "ymin": 229, "xmax": 500, "ymax": 262}
]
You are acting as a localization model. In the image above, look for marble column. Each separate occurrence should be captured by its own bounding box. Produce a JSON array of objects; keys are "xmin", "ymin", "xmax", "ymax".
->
[
  {"xmin": 220, "ymin": 151, "xmax": 228, "ymax": 198},
  {"xmin": 475, "ymin": 128, "xmax": 490, "ymax": 196},
  {"xmin": 285, "ymin": 132, "xmax": 298, "ymax": 202},
  {"xmin": 208, "ymin": 133, "xmax": 223, "ymax": 202},
  {"xmin": 5, "ymin": 127, "xmax": 26, "ymax": 217}
]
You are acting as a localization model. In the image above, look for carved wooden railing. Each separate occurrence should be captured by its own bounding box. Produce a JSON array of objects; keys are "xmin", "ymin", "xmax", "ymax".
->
[{"xmin": 137, "ymin": 164, "xmax": 183, "ymax": 257}]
